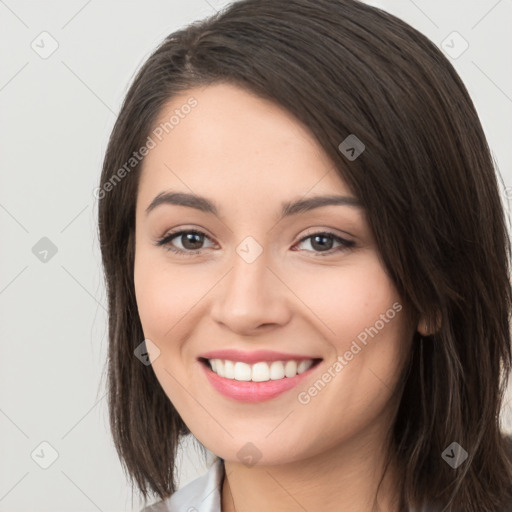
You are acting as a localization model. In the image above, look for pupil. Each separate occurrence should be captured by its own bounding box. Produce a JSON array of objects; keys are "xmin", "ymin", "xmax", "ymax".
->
[
  {"xmin": 179, "ymin": 233, "xmax": 334, "ymax": 252},
  {"xmin": 183, "ymin": 233, "xmax": 203, "ymax": 250},
  {"xmin": 312, "ymin": 235, "xmax": 332, "ymax": 251}
]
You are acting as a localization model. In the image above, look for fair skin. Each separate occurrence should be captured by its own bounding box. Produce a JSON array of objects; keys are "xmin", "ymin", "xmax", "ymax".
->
[{"xmin": 134, "ymin": 82, "xmax": 422, "ymax": 511}]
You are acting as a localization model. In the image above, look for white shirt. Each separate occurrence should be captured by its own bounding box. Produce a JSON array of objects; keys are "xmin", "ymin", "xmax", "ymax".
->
[
  {"xmin": 138, "ymin": 455, "xmax": 512, "ymax": 512},
  {"xmin": 141, "ymin": 457, "xmax": 224, "ymax": 512}
]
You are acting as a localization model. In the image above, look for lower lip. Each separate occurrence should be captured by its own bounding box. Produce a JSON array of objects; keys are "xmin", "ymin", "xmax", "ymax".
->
[{"xmin": 200, "ymin": 360, "xmax": 320, "ymax": 403}]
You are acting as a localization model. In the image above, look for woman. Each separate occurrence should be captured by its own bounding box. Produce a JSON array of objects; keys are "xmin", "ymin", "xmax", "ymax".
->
[{"xmin": 97, "ymin": 0, "xmax": 512, "ymax": 510}]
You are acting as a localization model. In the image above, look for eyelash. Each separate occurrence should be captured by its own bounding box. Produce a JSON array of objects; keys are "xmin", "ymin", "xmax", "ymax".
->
[{"xmin": 155, "ymin": 229, "xmax": 355, "ymax": 257}]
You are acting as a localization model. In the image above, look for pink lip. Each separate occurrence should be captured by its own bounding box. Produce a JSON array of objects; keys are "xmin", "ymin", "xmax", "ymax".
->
[
  {"xmin": 199, "ymin": 349, "xmax": 319, "ymax": 364},
  {"xmin": 199, "ymin": 358, "xmax": 321, "ymax": 403}
]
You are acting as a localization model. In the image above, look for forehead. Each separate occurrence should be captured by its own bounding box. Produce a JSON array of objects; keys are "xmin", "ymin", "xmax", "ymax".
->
[{"xmin": 137, "ymin": 82, "xmax": 353, "ymax": 205}]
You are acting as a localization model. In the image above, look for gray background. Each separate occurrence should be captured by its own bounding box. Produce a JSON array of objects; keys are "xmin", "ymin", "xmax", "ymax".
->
[{"xmin": 1, "ymin": 0, "xmax": 511, "ymax": 510}]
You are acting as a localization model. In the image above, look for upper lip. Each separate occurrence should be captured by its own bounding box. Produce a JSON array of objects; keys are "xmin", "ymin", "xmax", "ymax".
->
[{"xmin": 199, "ymin": 349, "xmax": 322, "ymax": 364}]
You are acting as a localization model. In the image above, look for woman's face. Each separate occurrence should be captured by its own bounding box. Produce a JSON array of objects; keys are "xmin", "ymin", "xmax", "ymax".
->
[{"xmin": 134, "ymin": 82, "xmax": 414, "ymax": 465}]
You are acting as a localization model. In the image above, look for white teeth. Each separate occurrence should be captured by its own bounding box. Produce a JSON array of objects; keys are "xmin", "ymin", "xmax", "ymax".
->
[
  {"xmin": 269, "ymin": 361, "xmax": 285, "ymax": 380},
  {"xmin": 234, "ymin": 362, "xmax": 252, "ymax": 381},
  {"xmin": 224, "ymin": 360, "xmax": 234, "ymax": 379},
  {"xmin": 297, "ymin": 360, "xmax": 313, "ymax": 374},
  {"xmin": 208, "ymin": 358, "xmax": 315, "ymax": 381},
  {"xmin": 252, "ymin": 362, "xmax": 270, "ymax": 382},
  {"xmin": 284, "ymin": 360, "xmax": 297, "ymax": 378}
]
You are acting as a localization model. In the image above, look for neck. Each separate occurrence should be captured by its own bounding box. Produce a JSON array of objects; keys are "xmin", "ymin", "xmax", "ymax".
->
[{"xmin": 220, "ymin": 428, "xmax": 400, "ymax": 512}]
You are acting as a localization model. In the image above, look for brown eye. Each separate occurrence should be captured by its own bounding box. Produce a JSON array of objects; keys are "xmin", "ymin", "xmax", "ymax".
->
[
  {"xmin": 156, "ymin": 229, "xmax": 215, "ymax": 256},
  {"xmin": 177, "ymin": 232, "xmax": 205, "ymax": 250},
  {"xmin": 309, "ymin": 234, "xmax": 335, "ymax": 251},
  {"xmin": 294, "ymin": 231, "xmax": 355, "ymax": 256}
]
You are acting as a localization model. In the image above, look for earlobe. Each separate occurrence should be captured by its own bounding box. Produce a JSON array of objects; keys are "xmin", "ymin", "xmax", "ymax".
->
[
  {"xmin": 416, "ymin": 319, "xmax": 430, "ymax": 336},
  {"xmin": 417, "ymin": 311, "xmax": 442, "ymax": 336}
]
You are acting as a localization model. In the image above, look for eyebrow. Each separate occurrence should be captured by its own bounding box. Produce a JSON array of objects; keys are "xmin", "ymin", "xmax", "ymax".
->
[{"xmin": 145, "ymin": 191, "xmax": 363, "ymax": 219}]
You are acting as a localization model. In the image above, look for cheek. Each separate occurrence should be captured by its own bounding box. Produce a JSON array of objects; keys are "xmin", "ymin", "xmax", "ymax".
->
[
  {"xmin": 288, "ymin": 256, "xmax": 408, "ymax": 409},
  {"xmin": 286, "ymin": 255, "xmax": 400, "ymax": 348},
  {"xmin": 133, "ymin": 248, "xmax": 216, "ymax": 342},
  {"xmin": 134, "ymin": 245, "xmax": 174, "ymax": 339},
  {"xmin": 290, "ymin": 266, "xmax": 407, "ymax": 447}
]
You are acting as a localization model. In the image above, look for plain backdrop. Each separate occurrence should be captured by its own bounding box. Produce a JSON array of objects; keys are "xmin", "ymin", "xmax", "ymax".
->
[{"xmin": 1, "ymin": 0, "xmax": 511, "ymax": 510}]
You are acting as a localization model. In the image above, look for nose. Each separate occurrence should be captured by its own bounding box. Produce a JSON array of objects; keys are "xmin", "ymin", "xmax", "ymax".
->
[{"xmin": 210, "ymin": 246, "xmax": 292, "ymax": 335}]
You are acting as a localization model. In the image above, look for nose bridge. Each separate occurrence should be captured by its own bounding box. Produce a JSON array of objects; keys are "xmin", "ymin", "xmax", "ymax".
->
[
  {"xmin": 227, "ymin": 239, "xmax": 273, "ymax": 309},
  {"xmin": 211, "ymin": 237, "xmax": 290, "ymax": 332},
  {"xmin": 231, "ymin": 249, "xmax": 267, "ymax": 299}
]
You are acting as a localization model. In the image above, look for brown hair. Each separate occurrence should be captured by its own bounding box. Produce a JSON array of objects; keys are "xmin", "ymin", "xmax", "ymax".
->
[{"xmin": 97, "ymin": 0, "xmax": 512, "ymax": 510}]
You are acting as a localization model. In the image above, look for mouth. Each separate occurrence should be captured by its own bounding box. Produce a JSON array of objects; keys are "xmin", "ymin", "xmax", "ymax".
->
[
  {"xmin": 197, "ymin": 351, "xmax": 323, "ymax": 402},
  {"xmin": 199, "ymin": 357, "xmax": 322, "ymax": 381}
]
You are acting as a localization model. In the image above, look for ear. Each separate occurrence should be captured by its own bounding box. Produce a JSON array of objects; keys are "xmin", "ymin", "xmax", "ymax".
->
[{"xmin": 416, "ymin": 310, "xmax": 442, "ymax": 336}]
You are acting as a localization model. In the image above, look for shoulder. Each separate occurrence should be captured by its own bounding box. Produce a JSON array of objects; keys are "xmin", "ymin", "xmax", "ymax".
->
[{"xmin": 140, "ymin": 457, "xmax": 225, "ymax": 512}]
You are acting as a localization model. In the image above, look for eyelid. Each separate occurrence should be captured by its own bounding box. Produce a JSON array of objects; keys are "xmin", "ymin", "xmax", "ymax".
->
[
  {"xmin": 297, "ymin": 226, "xmax": 355, "ymax": 242},
  {"xmin": 293, "ymin": 229, "xmax": 356, "ymax": 255},
  {"xmin": 156, "ymin": 224, "xmax": 215, "ymax": 243},
  {"xmin": 155, "ymin": 226, "xmax": 355, "ymax": 245},
  {"xmin": 154, "ymin": 227, "xmax": 216, "ymax": 250},
  {"xmin": 157, "ymin": 225, "xmax": 354, "ymax": 244},
  {"xmin": 155, "ymin": 225, "xmax": 356, "ymax": 257}
]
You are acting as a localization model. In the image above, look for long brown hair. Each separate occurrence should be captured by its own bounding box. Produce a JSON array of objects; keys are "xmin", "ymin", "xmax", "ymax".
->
[{"xmin": 97, "ymin": 1, "xmax": 512, "ymax": 510}]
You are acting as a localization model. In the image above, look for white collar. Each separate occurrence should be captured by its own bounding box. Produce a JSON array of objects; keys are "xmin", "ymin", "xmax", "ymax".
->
[{"xmin": 142, "ymin": 457, "xmax": 224, "ymax": 512}]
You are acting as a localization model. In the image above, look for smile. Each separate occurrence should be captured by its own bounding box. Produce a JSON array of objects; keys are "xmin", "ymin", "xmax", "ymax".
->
[
  {"xmin": 206, "ymin": 358, "xmax": 315, "ymax": 381},
  {"xmin": 198, "ymin": 351, "xmax": 323, "ymax": 402}
]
